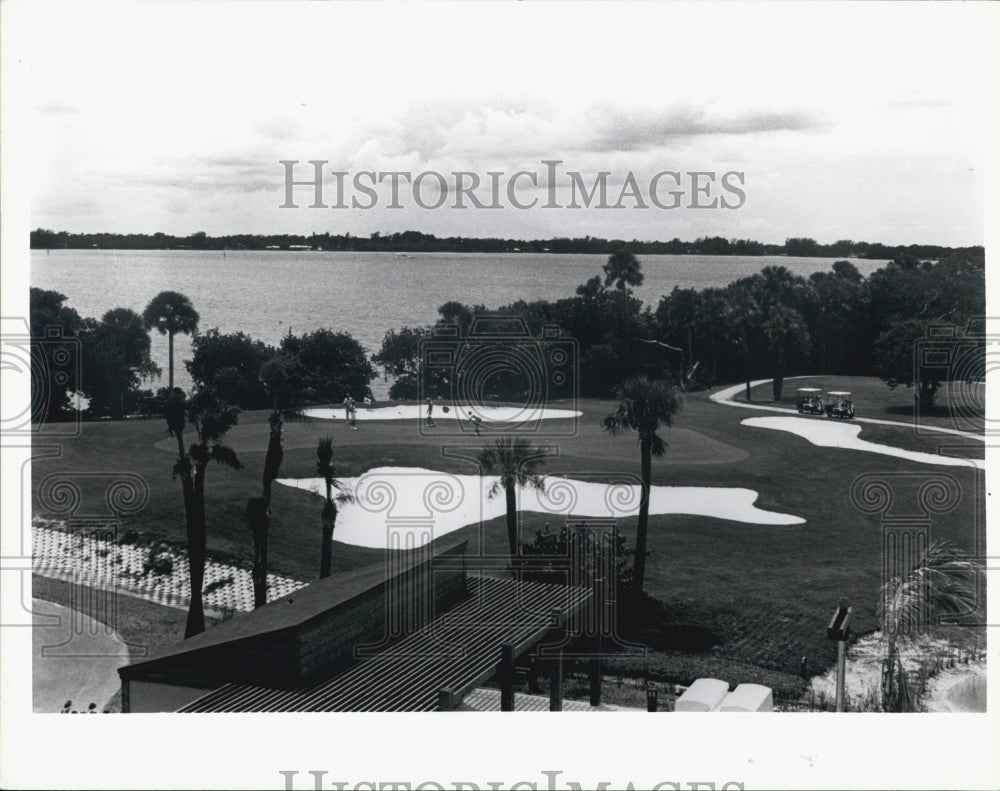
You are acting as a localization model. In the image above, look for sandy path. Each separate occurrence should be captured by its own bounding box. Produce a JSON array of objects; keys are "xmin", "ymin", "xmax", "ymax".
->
[{"xmin": 808, "ymin": 632, "xmax": 986, "ymax": 712}]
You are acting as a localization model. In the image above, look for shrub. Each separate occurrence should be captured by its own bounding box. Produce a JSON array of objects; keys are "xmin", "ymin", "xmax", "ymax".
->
[{"xmin": 143, "ymin": 549, "xmax": 174, "ymax": 576}]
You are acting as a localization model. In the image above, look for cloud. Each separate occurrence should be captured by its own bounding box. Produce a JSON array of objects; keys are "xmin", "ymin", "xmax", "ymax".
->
[
  {"xmin": 255, "ymin": 116, "xmax": 301, "ymax": 142},
  {"xmin": 881, "ymin": 96, "xmax": 953, "ymax": 110},
  {"xmin": 129, "ymin": 156, "xmax": 279, "ymax": 195},
  {"xmin": 588, "ymin": 103, "xmax": 826, "ymax": 152},
  {"xmin": 34, "ymin": 101, "xmax": 82, "ymax": 116}
]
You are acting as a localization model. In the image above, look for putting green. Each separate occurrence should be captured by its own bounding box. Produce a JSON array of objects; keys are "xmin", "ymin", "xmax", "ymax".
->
[{"xmin": 154, "ymin": 412, "xmax": 749, "ymax": 464}]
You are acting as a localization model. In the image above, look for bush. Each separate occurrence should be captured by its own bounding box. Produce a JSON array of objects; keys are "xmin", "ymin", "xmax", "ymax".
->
[
  {"xmin": 517, "ymin": 520, "xmax": 634, "ymax": 599},
  {"xmin": 143, "ymin": 549, "xmax": 174, "ymax": 576}
]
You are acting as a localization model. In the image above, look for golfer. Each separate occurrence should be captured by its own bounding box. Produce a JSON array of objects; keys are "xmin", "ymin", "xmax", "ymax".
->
[{"xmin": 425, "ymin": 398, "xmax": 435, "ymax": 427}]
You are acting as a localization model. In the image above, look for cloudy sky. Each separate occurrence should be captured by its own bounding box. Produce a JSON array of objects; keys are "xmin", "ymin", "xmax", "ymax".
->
[{"xmin": 8, "ymin": 2, "xmax": 998, "ymax": 246}]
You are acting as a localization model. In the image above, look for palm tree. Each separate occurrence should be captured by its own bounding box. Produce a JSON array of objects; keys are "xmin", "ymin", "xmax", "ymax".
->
[
  {"xmin": 316, "ymin": 436, "xmax": 353, "ymax": 578},
  {"xmin": 602, "ymin": 251, "xmax": 644, "ymax": 292},
  {"xmin": 164, "ymin": 387, "xmax": 242, "ymax": 637},
  {"xmin": 247, "ymin": 410, "xmax": 285, "ymax": 608},
  {"xmin": 723, "ymin": 279, "xmax": 760, "ymax": 401},
  {"xmin": 879, "ymin": 539, "xmax": 982, "ymax": 711},
  {"xmin": 602, "ymin": 376, "xmax": 682, "ymax": 601},
  {"xmin": 142, "ymin": 291, "xmax": 200, "ymax": 390},
  {"xmin": 753, "ymin": 266, "xmax": 810, "ymax": 401},
  {"xmin": 476, "ymin": 436, "xmax": 549, "ymax": 564}
]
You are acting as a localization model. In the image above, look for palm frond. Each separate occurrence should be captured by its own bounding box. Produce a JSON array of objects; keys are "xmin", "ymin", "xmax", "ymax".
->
[
  {"xmin": 649, "ymin": 433, "xmax": 668, "ymax": 458},
  {"xmin": 211, "ymin": 444, "xmax": 243, "ymax": 471},
  {"xmin": 878, "ymin": 539, "xmax": 983, "ymax": 649}
]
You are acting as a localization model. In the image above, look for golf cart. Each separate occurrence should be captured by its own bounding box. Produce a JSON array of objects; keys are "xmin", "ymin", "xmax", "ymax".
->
[
  {"xmin": 795, "ymin": 387, "xmax": 825, "ymax": 415},
  {"xmin": 825, "ymin": 391, "xmax": 855, "ymax": 419}
]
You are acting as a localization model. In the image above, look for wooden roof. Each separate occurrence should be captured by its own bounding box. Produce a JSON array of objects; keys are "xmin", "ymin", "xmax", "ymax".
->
[
  {"xmin": 177, "ymin": 574, "xmax": 591, "ymax": 712},
  {"xmin": 119, "ymin": 540, "xmax": 468, "ymax": 681}
]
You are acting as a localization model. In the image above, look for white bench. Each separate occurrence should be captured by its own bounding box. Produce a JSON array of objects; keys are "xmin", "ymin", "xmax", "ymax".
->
[
  {"xmin": 717, "ymin": 683, "xmax": 773, "ymax": 712},
  {"xmin": 674, "ymin": 678, "xmax": 730, "ymax": 712}
]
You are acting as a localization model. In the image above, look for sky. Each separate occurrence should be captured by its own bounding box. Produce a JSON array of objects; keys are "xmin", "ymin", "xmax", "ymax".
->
[{"xmin": 7, "ymin": 1, "xmax": 997, "ymax": 247}]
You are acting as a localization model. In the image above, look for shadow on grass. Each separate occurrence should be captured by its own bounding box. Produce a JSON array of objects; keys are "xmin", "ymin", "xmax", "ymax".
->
[{"xmin": 619, "ymin": 595, "xmax": 721, "ymax": 652}]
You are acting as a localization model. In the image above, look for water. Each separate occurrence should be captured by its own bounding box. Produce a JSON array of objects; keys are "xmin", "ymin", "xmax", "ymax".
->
[{"xmin": 30, "ymin": 250, "xmax": 885, "ymax": 397}]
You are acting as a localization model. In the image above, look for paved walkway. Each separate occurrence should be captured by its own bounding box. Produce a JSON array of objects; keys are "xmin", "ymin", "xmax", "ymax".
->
[
  {"xmin": 32, "ymin": 598, "xmax": 130, "ymax": 713},
  {"xmin": 710, "ymin": 378, "xmax": 986, "ymax": 442}
]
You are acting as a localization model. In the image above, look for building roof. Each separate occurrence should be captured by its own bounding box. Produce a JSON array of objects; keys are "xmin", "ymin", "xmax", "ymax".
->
[
  {"xmin": 177, "ymin": 574, "xmax": 592, "ymax": 712},
  {"xmin": 119, "ymin": 539, "xmax": 468, "ymax": 680}
]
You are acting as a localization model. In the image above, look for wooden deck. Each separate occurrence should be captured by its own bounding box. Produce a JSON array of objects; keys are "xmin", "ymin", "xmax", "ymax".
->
[{"xmin": 178, "ymin": 575, "xmax": 591, "ymax": 712}]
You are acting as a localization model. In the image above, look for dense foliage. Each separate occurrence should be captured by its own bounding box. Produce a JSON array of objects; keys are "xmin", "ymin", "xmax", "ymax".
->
[
  {"xmin": 28, "ymin": 287, "xmax": 376, "ymax": 422},
  {"xmin": 187, "ymin": 327, "xmax": 375, "ymax": 410},
  {"xmin": 29, "ymin": 247, "xmax": 985, "ymax": 424},
  {"xmin": 374, "ymin": 250, "xmax": 985, "ymax": 407}
]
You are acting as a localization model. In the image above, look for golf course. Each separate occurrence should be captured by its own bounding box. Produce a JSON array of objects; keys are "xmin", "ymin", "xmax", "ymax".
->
[{"xmin": 31, "ymin": 373, "xmax": 986, "ymax": 709}]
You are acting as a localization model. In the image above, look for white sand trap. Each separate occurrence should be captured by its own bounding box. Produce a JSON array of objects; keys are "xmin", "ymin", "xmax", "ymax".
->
[
  {"xmin": 276, "ymin": 466, "xmax": 803, "ymax": 548},
  {"xmin": 742, "ymin": 416, "xmax": 985, "ymax": 470},
  {"xmin": 302, "ymin": 404, "xmax": 581, "ymax": 422}
]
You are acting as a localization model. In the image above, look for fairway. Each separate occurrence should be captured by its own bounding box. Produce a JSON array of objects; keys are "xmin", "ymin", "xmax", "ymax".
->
[{"xmin": 32, "ymin": 377, "xmax": 985, "ymax": 684}]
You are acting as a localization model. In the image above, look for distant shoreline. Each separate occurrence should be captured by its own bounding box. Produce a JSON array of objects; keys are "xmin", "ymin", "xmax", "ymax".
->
[{"xmin": 29, "ymin": 228, "xmax": 981, "ymax": 260}]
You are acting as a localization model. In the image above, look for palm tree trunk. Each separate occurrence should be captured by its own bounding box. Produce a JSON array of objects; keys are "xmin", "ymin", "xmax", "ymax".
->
[
  {"xmin": 168, "ymin": 330, "xmax": 175, "ymax": 390},
  {"xmin": 320, "ymin": 519, "xmax": 334, "ymax": 578},
  {"xmin": 772, "ymin": 345, "xmax": 785, "ymax": 401},
  {"xmin": 738, "ymin": 323, "xmax": 752, "ymax": 400},
  {"xmin": 505, "ymin": 483, "xmax": 519, "ymax": 565},
  {"xmin": 185, "ymin": 465, "xmax": 207, "ymax": 637},
  {"xmin": 633, "ymin": 438, "xmax": 652, "ymax": 602},
  {"xmin": 320, "ymin": 481, "xmax": 335, "ymax": 578}
]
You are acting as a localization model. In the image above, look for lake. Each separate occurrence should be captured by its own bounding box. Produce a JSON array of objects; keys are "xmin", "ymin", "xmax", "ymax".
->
[{"xmin": 30, "ymin": 250, "xmax": 886, "ymax": 397}]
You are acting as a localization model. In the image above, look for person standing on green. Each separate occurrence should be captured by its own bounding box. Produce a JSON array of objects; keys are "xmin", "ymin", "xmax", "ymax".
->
[{"xmin": 425, "ymin": 398, "xmax": 434, "ymax": 427}]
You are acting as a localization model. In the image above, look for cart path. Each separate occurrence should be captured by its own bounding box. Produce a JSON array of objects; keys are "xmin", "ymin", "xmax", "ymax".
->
[{"xmin": 710, "ymin": 379, "xmax": 986, "ymax": 442}]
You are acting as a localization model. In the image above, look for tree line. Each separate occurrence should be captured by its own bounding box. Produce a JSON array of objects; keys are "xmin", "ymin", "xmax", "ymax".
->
[
  {"xmin": 29, "ymin": 288, "xmax": 374, "ymax": 424},
  {"xmin": 30, "ymin": 227, "xmax": 981, "ymax": 261},
  {"xmin": 31, "ymin": 247, "xmax": 985, "ymax": 427},
  {"xmin": 373, "ymin": 249, "xmax": 986, "ymax": 409}
]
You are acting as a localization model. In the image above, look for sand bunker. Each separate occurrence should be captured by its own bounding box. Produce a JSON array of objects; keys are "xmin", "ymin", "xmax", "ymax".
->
[
  {"xmin": 302, "ymin": 404, "xmax": 581, "ymax": 422},
  {"xmin": 741, "ymin": 416, "xmax": 985, "ymax": 470},
  {"xmin": 276, "ymin": 466, "xmax": 804, "ymax": 548}
]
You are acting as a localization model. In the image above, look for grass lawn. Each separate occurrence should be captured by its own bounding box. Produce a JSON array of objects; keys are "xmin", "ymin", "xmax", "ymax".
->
[{"xmin": 32, "ymin": 379, "xmax": 985, "ymax": 691}]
